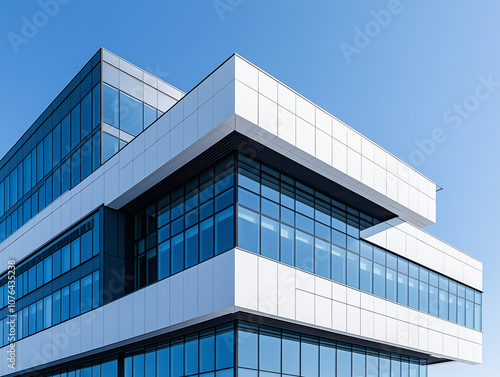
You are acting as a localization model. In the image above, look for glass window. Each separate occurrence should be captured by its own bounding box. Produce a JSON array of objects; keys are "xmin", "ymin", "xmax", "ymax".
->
[
  {"xmin": 103, "ymin": 84, "xmax": 119, "ymax": 127},
  {"xmin": 81, "ymin": 230, "xmax": 93, "ymax": 262},
  {"xmin": 373, "ymin": 263, "xmax": 386, "ymax": 298},
  {"xmin": 392, "ymin": 358, "xmax": 401, "ymax": 377},
  {"xmin": 200, "ymin": 331, "xmax": 215, "ymax": 373},
  {"xmin": 120, "ymin": 92, "xmax": 143, "ymax": 136},
  {"xmin": 81, "ymin": 274, "xmax": 93, "ymax": 313},
  {"xmin": 71, "ymin": 238, "xmax": 81, "ymax": 268},
  {"xmin": 215, "ymin": 207, "xmax": 234, "ymax": 255},
  {"xmin": 185, "ymin": 337, "xmax": 199, "ymax": 375},
  {"xmin": 71, "ymin": 103, "xmax": 81, "ymax": 148},
  {"xmin": 216, "ymin": 328, "xmax": 234, "ymax": 369},
  {"xmin": 367, "ymin": 354, "xmax": 379, "ymax": 377},
  {"xmin": 474, "ymin": 304, "xmax": 482, "ymax": 331},
  {"xmin": 465, "ymin": 300, "xmax": 474, "ymax": 328},
  {"xmin": 238, "ymin": 207, "xmax": 259, "ymax": 254},
  {"xmin": 320, "ymin": 341, "xmax": 336, "ymax": 377},
  {"xmin": 144, "ymin": 103, "xmax": 157, "ymax": 127},
  {"xmin": 43, "ymin": 295, "xmax": 52, "ymax": 329},
  {"xmin": 280, "ymin": 224, "xmax": 295, "ymax": 266},
  {"xmin": 337, "ymin": 348, "xmax": 351, "ymax": 377},
  {"xmin": 71, "ymin": 149, "xmax": 81, "ymax": 188},
  {"xmin": 81, "ymin": 139, "xmax": 92, "ymax": 180},
  {"xmin": 185, "ymin": 225, "xmax": 199, "ymax": 268},
  {"xmin": 157, "ymin": 346, "xmax": 170, "ymax": 377},
  {"xmin": 315, "ymin": 238, "xmax": 331, "ymax": 279},
  {"xmin": 386, "ymin": 269, "xmax": 397, "ymax": 302},
  {"xmin": 419, "ymin": 282, "xmax": 429, "ymax": 313},
  {"xmin": 53, "ymin": 290, "xmax": 61, "ymax": 325},
  {"xmin": 158, "ymin": 240, "xmax": 170, "ymax": 280},
  {"xmin": 200, "ymin": 218, "xmax": 214, "ymax": 262},
  {"xmin": 44, "ymin": 255, "xmax": 53, "ymax": 284},
  {"xmin": 438, "ymin": 290, "xmax": 449, "ymax": 320},
  {"xmin": 36, "ymin": 142, "xmax": 44, "ymax": 183},
  {"xmin": 70, "ymin": 281, "xmax": 80, "ymax": 318},
  {"xmin": 259, "ymin": 329, "xmax": 281, "ymax": 372},
  {"xmin": 352, "ymin": 351, "xmax": 366, "ymax": 377},
  {"xmin": 409, "ymin": 278, "xmax": 419, "ymax": 310},
  {"xmin": 44, "ymin": 132, "xmax": 53, "ymax": 175},
  {"xmin": 332, "ymin": 245, "xmax": 346, "ymax": 284},
  {"xmin": 296, "ymin": 231, "xmax": 314, "ymax": 273},
  {"xmin": 449, "ymin": 294, "xmax": 457, "ymax": 323},
  {"xmin": 92, "ymin": 84, "xmax": 101, "ymax": 128},
  {"xmin": 171, "ymin": 233, "xmax": 184, "ymax": 274},
  {"xmin": 81, "ymin": 92, "xmax": 92, "ymax": 139},
  {"xmin": 133, "ymin": 352, "xmax": 145, "ymax": 377},
  {"xmin": 261, "ymin": 216, "xmax": 279, "ymax": 261},
  {"xmin": 102, "ymin": 132, "xmax": 119, "ymax": 162},
  {"xmin": 301, "ymin": 338, "xmax": 319, "ymax": 377},
  {"xmin": 457, "ymin": 297, "xmax": 465, "ymax": 326},
  {"xmin": 92, "ymin": 131, "xmax": 101, "ymax": 170},
  {"xmin": 429, "ymin": 285, "xmax": 438, "ymax": 317},
  {"xmin": 360, "ymin": 258, "xmax": 373, "ymax": 294},
  {"xmin": 282, "ymin": 332, "xmax": 300, "ymax": 375},
  {"xmin": 347, "ymin": 252, "xmax": 359, "ymax": 289},
  {"xmin": 398, "ymin": 273, "xmax": 408, "ymax": 306}
]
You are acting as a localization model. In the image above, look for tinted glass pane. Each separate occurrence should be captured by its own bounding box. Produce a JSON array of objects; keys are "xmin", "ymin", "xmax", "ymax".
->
[
  {"xmin": 103, "ymin": 84, "xmax": 119, "ymax": 127},
  {"xmin": 259, "ymin": 330, "xmax": 281, "ymax": 372},
  {"xmin": 261, "ymin": 216, "xmax": 279, "ymax": 261},
  {"xmin": 71, "ymin": 104, "xmax": 81, "ymax": 148},
  {"xmin": 70, "ymin": 281, "xmax": 80, "ymax": 318},
  {"xmin": 238, "ymin": 207, "xmax": 259, "ymax": 254},
  {"xmin": 347, "ymin": 252, "xmax": 359, "ymax": 289},
  {"xmin": 62, "ymin": 114, "xmax": 71, "ymax": 157},
  {"xmin": 332, "ymin": 245, "xmax": 346, "ymax": 284},
  {"xmin": 200, "ymin": 332, "xmax": 215, "ymax": 372},
  {"xmin": 92, "ymin": 84, "xmax": 100, "ymax": 128},
  {"xmin": 102, "ymin": 132, "xmax": 119, "ymax": 162},
  {"xmin": 144, "ymin": 103, "xmax": 157, "ymax": 127},
  {"xmin": 120, "ymin": 92, "xmax": 143, "ymax": 136},
  {"xmin": 185, "ymin": 337, "xmax": 199, "ymax": 375},
  {"xmin": 301, "ymin": 339, "xmax": 319, "ymax": 377},
  {"xmin": 337, "ymin": 348, "xmax": 351, "ymax": 377},
  {"xmin": 360, "ymin": 258, "xmax": 373, "ymax": 293},
  {"xmin": 296, "ymin": 231, "xmax": 314, "ymax": 273},
  {"xmin": 215, "ymin": 207, "xmax": 233, "ymax": 254},
  {"xmin": 216, "ymin": 329, "xmax": 234, "ymax": 369},
  {"xmin": 282, "ymin": 333, "xmax": 300, "ymax": 375},
  {"xmin": 280, "ymin": 224, "xmax": 295, "ymax": 266}
]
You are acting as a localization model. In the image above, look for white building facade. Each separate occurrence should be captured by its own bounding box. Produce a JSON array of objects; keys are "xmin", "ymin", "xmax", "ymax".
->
[{"xmin": 0, "ymin": 49, "xmax": 482, "ymax": 376}]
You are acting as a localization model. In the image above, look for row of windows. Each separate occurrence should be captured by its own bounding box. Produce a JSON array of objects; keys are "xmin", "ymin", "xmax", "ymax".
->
[
  {"xmin": 234, "ymin": 156, "xmax": 482, "ymax": 331},
  {"xmin": 238, "ymin": 322, "xmax": 427, "ymax": 377},
  {"xmin": 0, "ymin": 214, "xmax": 98, "ymax": 309},
  {"xmin": 102, "ymin": 83, "xmax": 162, "ymax": 162},
  {"xmin": 134, "ymin": 158, "xmax": 236, "ymax": 289},
  {"xmin": 29, "ymin": 358, "xmax": 117, "ymax": 377},
  {"xmin": 0, "ymin": 117, "xmax": 101, "ymax": 244},
  {"xmin": 0, "ymin": 271, "xmax": 99, "ymax": 347},
  {"xmin": 0, "ymin": 57, "xmax": 100, "ymax": 183},
  {"xmin": 0, "ymin": 84, "xmax": 100, "ymax": 219}
]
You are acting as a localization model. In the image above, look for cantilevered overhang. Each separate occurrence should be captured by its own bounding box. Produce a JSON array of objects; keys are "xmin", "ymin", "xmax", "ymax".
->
[{"xmin": 108, "ymin": 54, "xmax": 437, "ymax": 227}]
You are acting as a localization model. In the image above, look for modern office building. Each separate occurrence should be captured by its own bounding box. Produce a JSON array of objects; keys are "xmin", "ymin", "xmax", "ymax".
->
[{"xmin": 0, "ymin": 49, "xmax": 482, "ymax": 376}]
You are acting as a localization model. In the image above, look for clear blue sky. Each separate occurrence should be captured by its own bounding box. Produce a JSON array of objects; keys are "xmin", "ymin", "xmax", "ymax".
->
[{"xmin": 1, "ymin": 1, "xmax": 499, "ymax": 375}]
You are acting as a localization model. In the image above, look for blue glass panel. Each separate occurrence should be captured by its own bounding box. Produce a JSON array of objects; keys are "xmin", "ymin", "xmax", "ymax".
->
[
  {"xmin": 81, "ymin": 274, "xmax": 92, "ymax": 313},
  {"xmin": 465, "ymin": 300, "xmax": 474, "ymax": 328},
  {"xmin": 103, "ymin": 84, "xmax": 119, "ymax": 127},
  {"xmin": 120, "ymin": 92, "xmax": 143, "ymax": 136},
  {"xmin": 71, "ymin": 149, "xmax": 81, "ymax": 188},
  {"xmin": 261, "ymin": 198, "xmax": 279, "ymax": 219},
  {"xmin": 429, "ymin": 285, "xmax": 438, "ymax": 316},
  {"xmin": 171, "ymin": 233, "xmax": 184, "ymax": 274},
  {"xmin": 296, "ymin": 213, "xmax": 314, "ymax": 234},
  {"xmin": 332, "ymin": 229, "xmax": 346, "ymax": 248},
  {"xmin": 171, "ymin": 340, "xmax": 184, "ymax": 377},
  {"xmin": 185, "ymin": 225, "xmax": 199, "ymax": 268},
  {"xmin": 200, "ymin": 218, "xmax": 214, "ymax": 262},
  {"xmin": 81, "ymin": 230, "xmax": 93, "ymax": 262},
  {"xmin": 200, "ymin": 332, "xmax": 215, "ymax": 372},
  {"xmin": 62, "ymin": 244, "xmax": 71, "ymax": 273},
  {"xmin": 92, "ymin": 131, "xmax": 101, "ymax": 170},
  {"xmin": 216, "ymin": 188, "xmax": 233, "ymax": 212},
  {"xmin": 52, "ymin": 290, "xmax": 61, "ymax": 325},
  {"xmin": 386, "ymin": 269, "xmax": 397, "ymax": 302},
  {"xmin": 133, "ymin": 353, "xmax": 145, "ymax": 377},
  {"xmin": 92, "ymin": 84, "xmax": 100, "ymax": 128},
  {"xmin": 93, "ymin": 271, "xmax": 99, "ymax": 309},
  {"xmin": 61, "ymin": 286, "xmax": 70, "ymax": 321},
  {"xmin": 71, "ymin": 103, "xmax": 81, "ymax": 149},
  {"xmin": 474, "ymin": 304, "xmax": 482, "ymax": 331},
  {"xmin": 282, "ymin": 333, "xmax": 300, "ymax": 375},
  {"xmin": 238, "ymin": 328, "xmax": 258, "ymax": 369},
  {"xmin": 280, "ymin": 224, "xmax": 295, "ymax": 266},
  {"xmin": 360, "ymin": 242, "xmax": 373, "ymax": 259},
  {"xmin": 392, "ymin": 358, "xmax": 401, "ymax": 377},
  {"xmin": 449, "ymin": 294, "xmax": 457, "ymax": 323},
  {"xmin": 215, "ymin": 207, "xmax": 234, "ymax": 254},
  {"xmin": 158, "ymin": 240, "xmax": 171, "ymax": 280},
  {"xmin": 315, "ymin": 238, "xmax": 330, "ymax": 279},
  {"xmin": 367, "ymin": 354, "xmax": 379, "ymax": 377},
  {"xmin": 259, "ymin": 330, "xmax": 281, "ymax": 372},
  {"xmin": 337, "ymin": 348, "xmax": 351, "ymax": 377},
  {"xmin": 62, "ymin": 114, "xmax": 71, "ymax": 158},
  {"xmin": 439, "ymin": 290, "xmax": 449, "ymax": 320},
  {"xmin": 261, "ymin": 216, "xmax": 279, "ymax": 261},
  {"xmin": 301, "ymin": 339, "xmax": 319, "ymax": 377},
  {"xmin": 44, "ymin": 132, "xmax": 53, "ymax": 175},
  {"xmin": 332, "ymin": 245, "xmax": 346, "ymax": 284},
  {"xmin": 144, "ymin": 103, "xmax": 157, "ymax": 127},
  {"xmin": 81, "ymin": 92, "xmax": 92, "ymax": 138},
  {"xmin": 398, "ymin": 273, "xmax": 408, "ymax": 306},
  {"xmin": 81, "ymin": 139, "xmax": 92, "ymax": 180},
  {"xmin": 374, "ymin": 248, "xmax": 386, "ymax": 266},
  {"xmin": 102, "ymin": 132, "xmax": 119, "ymax": 162},
  {"xmin": 296, "ymin": 230, "xmax": 314, "ymax": 273},
  {"xmin": 157, "ymin": 346, "xmax": 170, "ymax": 377},
  {"xmin": 373, "ymin": 263, "xmax": 386, "ymax": 298},
  {"xmin": 319, "ymin": 342, "xmax": 336, "ymax": 377},
  {"xmin": 101, "ymin": 360, "xmax": 118, "ymax": 377},
  {"xmin": 44, "ymin": 255, "xmax": 52, "ymax": 284},
  {"xmin": 200, "ymin": 200, "xmax": 214, "ymax": 220},
  {"xmin": 125, "ymin": 356, "xmax": 132, "ymax": 377},
  {"xmin": 429, "ymin": 272, "xmax": 439, "ymax": 287},
  {"xmin": 315, "ymin": 221, "xmax": 330, "ymax": 242},
  {"xmin": 409, "ymin": 278, "xmax": 419, "ymax": 310},
  {"xmin": 71, "ymin": 238, "xmax": 81, "ymax": 268},
  {"xmin": 386, "ymin": 254, "xmax": 397, "ymax": 270},
  {"xmin": 457, "ymin": 297, "xmax": 465, "ymax": 326},
  {"xmin": 347, "ymin": 252, "xmax": 359, "ymax": 289},
  {"xmin": 238, "ymin": 207, "xmax": 259, "ymax": 253},
  {"xmin": 360, "ymin": 257, "xmax": 373, "ymax": 294},
  {"xmin": 36, "ymin": 300, "xmax": 43, "ymax": 332},
  {"xmin": 352, "ymin": 351, "xmax": 366, "ymax": 377},
  {"xmin": 238, "ymin": 173, "xmax": 260, "ymax": 193},
  {"xmin": 281, "ymin": 206, "xmax": 294, "ymax": 226},
  {"xmin": 145, "ymin": 350, "xmax": 155, "ymax": 377},
  {"xmin": 419, "ymin": 282, "xmax": 429, "ymax": 313},
  {"xmin": 70, "ymin": 281, "xmax": 80, "ymax": 318},
  {"xmin": 216, "ymin": 328, "xmax": 234, "ymax": 369},
  {"xmin": 185, "ymin": 337, "xmax": 199, "ymax": 375},
  {"xmin": 239, "ymin": 187, "xmax": 259, "ymax": 211}
]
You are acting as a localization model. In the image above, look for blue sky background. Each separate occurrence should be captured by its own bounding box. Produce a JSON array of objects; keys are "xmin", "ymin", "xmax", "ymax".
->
[{"xmin": 1, "ymin": 1, "xmax": 499, "ymax": 375}]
